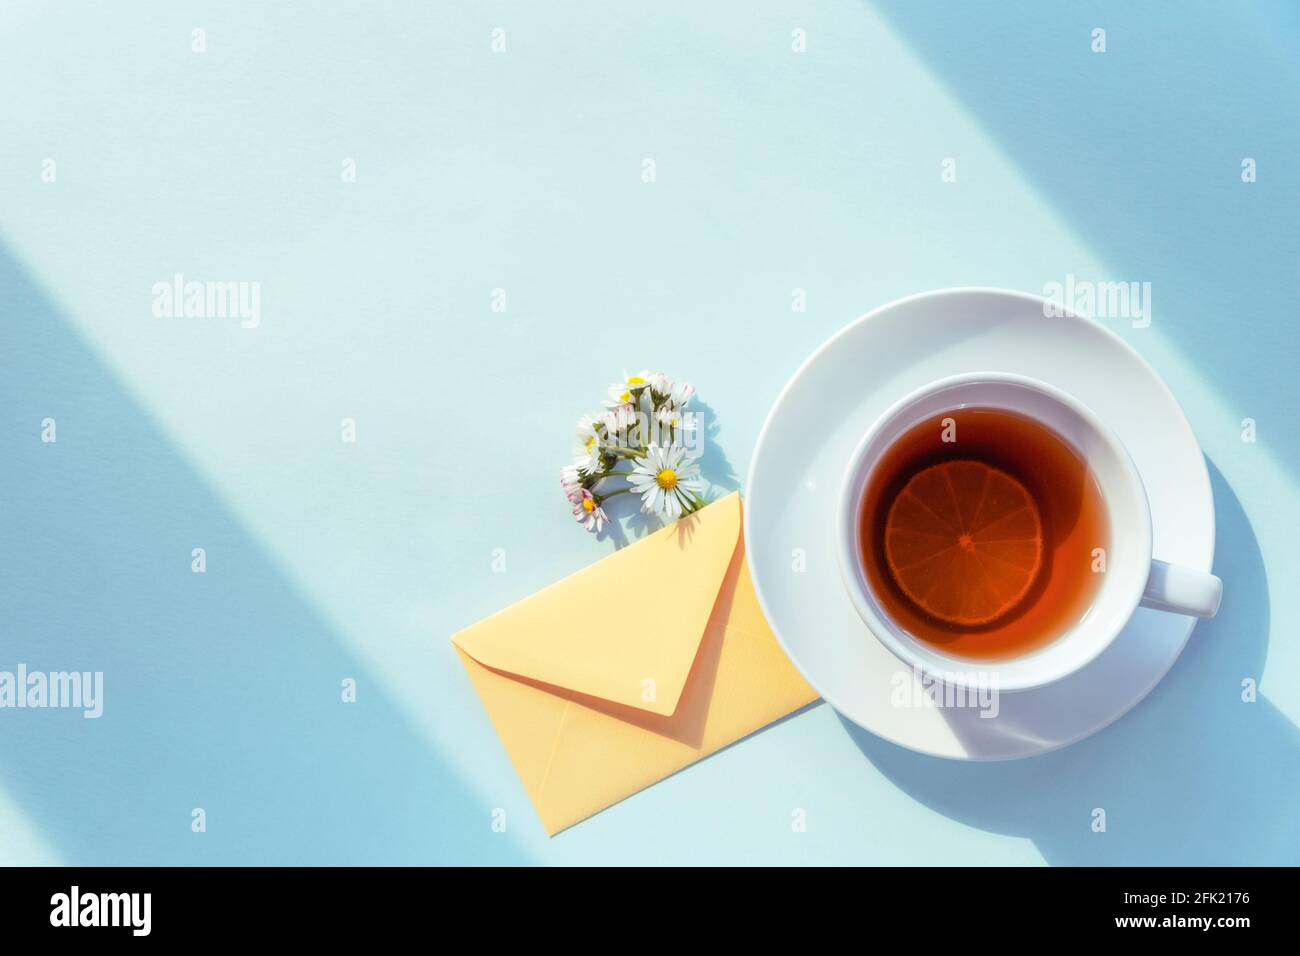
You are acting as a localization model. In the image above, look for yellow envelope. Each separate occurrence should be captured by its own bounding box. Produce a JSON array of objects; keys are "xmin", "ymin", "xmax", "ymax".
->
[{"xmin": 451, "ymin": 491, "xmax": 818, "ymax": 835}]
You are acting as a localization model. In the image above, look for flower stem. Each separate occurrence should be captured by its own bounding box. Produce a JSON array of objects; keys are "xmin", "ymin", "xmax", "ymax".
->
[{"xmin": 598, "ymin": 487, "xmax": 632, "ymax": 502}]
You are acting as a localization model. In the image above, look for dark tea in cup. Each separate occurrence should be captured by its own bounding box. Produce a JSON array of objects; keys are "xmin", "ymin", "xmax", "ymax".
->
[{"xmin": 857, "ymin": 406, "xmax": 1110, "ymax": 660}]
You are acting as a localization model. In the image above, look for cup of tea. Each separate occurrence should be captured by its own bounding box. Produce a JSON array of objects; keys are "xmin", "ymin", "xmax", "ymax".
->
[{"xmin": 836, "ymin": 371, "xmax": 1221, "ymax": 692}]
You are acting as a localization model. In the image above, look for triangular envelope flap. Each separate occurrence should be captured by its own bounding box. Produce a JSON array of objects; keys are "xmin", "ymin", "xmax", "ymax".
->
[{"xmin": 451, "ymin": 493, "xmax": 741, "ymax": 716}]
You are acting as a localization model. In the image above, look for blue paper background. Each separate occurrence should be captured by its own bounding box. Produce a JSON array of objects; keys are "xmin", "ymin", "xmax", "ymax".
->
[{"xmin": 1, "ymin": 1, "xmax": 1297, "ymax": 864}]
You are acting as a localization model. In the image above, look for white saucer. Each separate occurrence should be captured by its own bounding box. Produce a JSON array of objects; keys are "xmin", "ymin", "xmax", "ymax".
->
[{"xmin": 745, "ymin": 288, "xmax": 1215, "ymax": 760}]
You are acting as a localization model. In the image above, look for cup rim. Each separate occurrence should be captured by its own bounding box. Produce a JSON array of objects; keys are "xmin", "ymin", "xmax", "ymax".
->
[{"xmin": 835, "ymin": 371, "xmax": 1153, "ymax": 693}]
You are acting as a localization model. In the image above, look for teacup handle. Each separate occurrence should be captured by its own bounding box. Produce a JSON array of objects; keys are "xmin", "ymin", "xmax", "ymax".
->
[{"xmin": 1140, "ymin": 560, "xmax": 1222, "ymax": 618}]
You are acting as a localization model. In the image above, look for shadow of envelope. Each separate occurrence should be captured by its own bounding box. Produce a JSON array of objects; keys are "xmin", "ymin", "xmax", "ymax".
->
[{"xmin": 451, "ymin": 492, "xmax": 819, "ymax": 835}]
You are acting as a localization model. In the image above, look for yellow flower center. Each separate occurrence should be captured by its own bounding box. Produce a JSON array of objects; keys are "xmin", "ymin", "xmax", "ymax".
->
[
  {"xmin": 583, "ymin": 498, "xmax": 596, "ymax": 513},
  {"xmin": 618, "ymin": 376, "xmax": 647, "ymax": 403},
  {"xmin": 656, "ymin": 468, "xmax": 678, "ymax": 490},
  {"xmin": 585, "ymin": 436, "xmax": 597, "ymax": 453}
]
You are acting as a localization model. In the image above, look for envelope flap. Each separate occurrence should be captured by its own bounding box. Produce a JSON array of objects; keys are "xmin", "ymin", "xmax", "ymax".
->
[{"xmin": 451, "ymin": 492, "xmax": 741, "ymax": 716}]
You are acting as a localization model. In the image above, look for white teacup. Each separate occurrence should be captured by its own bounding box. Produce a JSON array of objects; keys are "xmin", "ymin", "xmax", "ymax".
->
[{"xmin": 836, "ymin": 372, "xmax": 1221, "ymax": 693}]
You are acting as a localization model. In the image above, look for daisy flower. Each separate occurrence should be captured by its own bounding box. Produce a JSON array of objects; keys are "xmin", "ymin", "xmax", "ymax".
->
[
  {"xmin": 571, "ymin": 488, "xmax": 609, "ymax": 533},
  {"xmin": 560, "ymin": 464, "xmax": 584, "ymax": 503},
  {"xmin": 561, "ymin": 371, "xmax": 710, "ymax": 534},
  {"xmin": 628, "ymin": 444, "xmax": 705, "ymax": 520},
  {"xmin": 666, "ymin": 379, "xmax": 695, "ymax": 408},
  {"xmin": 655, "ymin": 403, "xmax": 696, "ymax": 442},
  {"xmin": 573, "ymin": 414, "xmax": 604, "ymax": 473},
  {"xmin": 606, "ymin": 370, "xmax": 652, "ymax": 407},
  {"xmin": 646, "ymin": 372, "xmax": 671, "ymax": 399}
]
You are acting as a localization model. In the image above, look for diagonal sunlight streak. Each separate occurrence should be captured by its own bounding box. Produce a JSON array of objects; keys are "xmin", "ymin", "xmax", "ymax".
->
[
  {"xmin": 0, "ymin": 241, "xmax": 531, "ymax": 863},
  {"xmin": 0, "ymin": 787, "xmax": 62, "ymax": 866}
]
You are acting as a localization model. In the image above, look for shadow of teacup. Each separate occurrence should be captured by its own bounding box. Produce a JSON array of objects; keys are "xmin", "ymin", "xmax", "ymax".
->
[{"xmin": 839, "ymin": 459, "xmax": 1300, "ymax": 865}]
